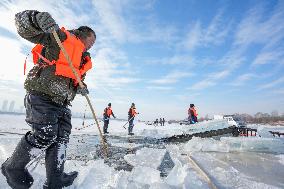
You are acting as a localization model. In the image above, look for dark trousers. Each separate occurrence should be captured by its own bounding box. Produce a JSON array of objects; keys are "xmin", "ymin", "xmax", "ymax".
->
[
  {"xmin": 2, "ymin": 93, "xmax": 73, "ymax": 189},
  {"xmin": 190, "ymin": 115, "xmax": 198, "ymax": 124},
  {"xmin": 24, "ymin": 93, "xmax": 72, "ymax": 149},
  {"xmin": 128, "ymin": 117, "xmax": 134, "ymax": 134},
  {"xmin": 103, "ymin": 117, "xmax": 110, "ymax": 133}
]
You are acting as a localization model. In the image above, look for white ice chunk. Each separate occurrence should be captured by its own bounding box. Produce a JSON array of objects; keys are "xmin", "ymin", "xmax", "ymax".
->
[
  {"xmin": 183, "ymin": 171, "xmax": 208, "ymax": 189},
  {"xmin": 124, "ymin": 147, "xmax": 166, "ymax": 169},
  {"xmin": 181, "ymin": 137, "xmax": 229, "ymax": 153},
  {"xmin": 75, "ymin": 160, "xmax": 113, "ymax": 189},
  {"xmin": 108, "ymin": 171, "xmax": 130, "ymax": 189},
  {"xmin": 165, "ymin": 161, "xmax": 188, "ymax": 186},
  {"xmin": 129, "ymin": 166, "xmax": 161, "ymax": 185}
]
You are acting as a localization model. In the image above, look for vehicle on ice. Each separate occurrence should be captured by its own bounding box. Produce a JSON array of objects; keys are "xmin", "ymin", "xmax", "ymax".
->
[{"xmin": 214, "ymin": 115, "xmax": 247, "ymax": 128}]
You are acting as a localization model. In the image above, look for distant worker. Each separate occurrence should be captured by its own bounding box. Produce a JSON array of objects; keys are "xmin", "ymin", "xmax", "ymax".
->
[
  {"xmin": 103, "ymin": 103, "xmax": 116, "ymax": 134},
  {"xmin": 162, "ymin": 118, "xmax": 165, "ymax": 126},
  {"xmin": 189, "ymin": 104, "xmax": 198, "ymax": 124},
  {"xmin": 153, "ymin": 119, "xmax": 158, "ymax": 126},
  {"xmin": 128, "ymin": 103, "xmax": 139, "ymax": 135},
  {"xmin": 160, "ymin": 118, "xmax": 163, "ymax": 126}
]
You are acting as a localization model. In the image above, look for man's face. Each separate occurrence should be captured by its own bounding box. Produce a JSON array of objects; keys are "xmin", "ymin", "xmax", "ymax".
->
[{"xmin": 82, "ymin": 33, "xmax": 96, "ymax": 51}]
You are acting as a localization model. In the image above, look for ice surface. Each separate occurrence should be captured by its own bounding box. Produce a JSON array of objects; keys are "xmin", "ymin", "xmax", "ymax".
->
[
  {"xmin": 276, "ymin": 154, "xmax": 284, "ymax": 165},
  {"xmin": 1, "ymin": 114, "xmax": 284, "ymax": 189},
  {"xmin": 189, "ymin": 152, "xmax": 284, "ymax": 188},
  {"xmin": 181, "ymin": 136, "xmax": 284, "ymax": 154},
  {"xmin": 149, "ymin": 182, "xmax": 172, "ymax": 189},
  {"xmin": 110, "ymin": 142, "xmax": 142, "ymax": 149}
]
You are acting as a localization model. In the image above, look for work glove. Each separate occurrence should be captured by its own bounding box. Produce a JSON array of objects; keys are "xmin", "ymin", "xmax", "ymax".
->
[
  {"xmin": 82, "ymin": 52, "xmax": 91, "ymax": 59},
  {"xmin": 81, "ymin": 52, "xmax": 91, "ymax": 67},
  {"xmin": 113, "ymin": 116, "xmax": 116, "ymax": 119},
  {"xmin": 77, "ymin": 87, "xmax": 89, "ymax": 96},
  {"xmin": 35, "ymin": 12, "xmax": 59, "ymax": 33}
]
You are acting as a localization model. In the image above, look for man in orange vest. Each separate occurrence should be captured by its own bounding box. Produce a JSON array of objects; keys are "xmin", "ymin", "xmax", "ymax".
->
[
  {"xmin": 1, "ymin": 10, "xmax": 96, "ymax": 189},
  {"xmin": 103, "ymin": 103, "xmax": 116, "ymax": 134},
  {"xmin": 188, "ymin": 104, "xmax": 198, "ymax": 124},
  {"xmin": 128, "ymin": 103, "xmax": 139, "ymax": 135}
]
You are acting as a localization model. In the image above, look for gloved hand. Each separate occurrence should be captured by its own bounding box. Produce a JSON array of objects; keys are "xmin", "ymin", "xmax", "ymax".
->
[
  {"xmin": 82, "ymin": 52, "xmax": 91, "ymax": 59},
  {"xmin": 113, "ymin": 116, "xmax": 116, "ymax": 119},
  {"xmin": 77, "ymin": 87, "xmax": 89, "ymax": 96},
  {"xmin": 81, "ymin": 52, "xmax": 91, "ymax": 67},
  {"xmin": 35, "ymin": 12, "xmax": 59, "ymax": 33}
]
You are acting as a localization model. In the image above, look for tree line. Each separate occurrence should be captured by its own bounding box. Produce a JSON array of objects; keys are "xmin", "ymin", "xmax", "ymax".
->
[{"xmin": 199, "ymin": 110, "xmax": 284, "ymax": 125}]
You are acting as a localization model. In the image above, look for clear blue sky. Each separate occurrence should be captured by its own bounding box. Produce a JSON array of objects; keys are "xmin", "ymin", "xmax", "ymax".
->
[{"xmin": 0, "ymin": 0, "xmax": 283, "ymax": 120}]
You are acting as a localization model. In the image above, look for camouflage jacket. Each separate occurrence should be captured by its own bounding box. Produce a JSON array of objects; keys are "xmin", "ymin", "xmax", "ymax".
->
[{"xmin": 15, "ymin": 10, "xmax": 91, "ymax": 106}]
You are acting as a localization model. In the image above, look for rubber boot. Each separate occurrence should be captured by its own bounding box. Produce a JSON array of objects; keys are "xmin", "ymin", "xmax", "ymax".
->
[
  {"xmin": 1, "ymin": 136, "xmax": 42, "ymax": 189},
  {"xmin": 43, "ymin": 142, "xmax": 78, "ymax": 189}
]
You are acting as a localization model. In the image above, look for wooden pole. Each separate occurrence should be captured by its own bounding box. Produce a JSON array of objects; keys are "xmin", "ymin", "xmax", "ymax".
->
[{"xmin": 52, "ymin": 30, "xmax": 108, "ymax": 158}]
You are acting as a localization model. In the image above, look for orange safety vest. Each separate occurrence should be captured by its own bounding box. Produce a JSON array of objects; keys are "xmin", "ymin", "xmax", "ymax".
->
[
  {"xmin": 130, "ymin": 108, "xmax": 138, "ymax": 117},
  {"xmin": 190, "ymin": 107, "xmax": 198, "ymax": 117},
  {"xmin": 104, "ymin": 107, "xmax": 113, "ymax": 117},
  {"xmin": 31, "ymin": 27, "xmax": 92, "ymax": 81}
]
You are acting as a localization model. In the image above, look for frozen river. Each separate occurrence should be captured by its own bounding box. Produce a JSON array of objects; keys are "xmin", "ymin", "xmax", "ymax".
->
[{"xmin": 0, "ymin": 114, "xmax": 284, "ymax": 188}]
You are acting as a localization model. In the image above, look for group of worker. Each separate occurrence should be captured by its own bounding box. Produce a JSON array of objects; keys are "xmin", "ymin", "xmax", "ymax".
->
[
  {"xmin": 103, "ymin": 102, "xmax": 138, "ymax": 135},
  {"xmin": 153, "ymin": 118, "xmax": 166, "ymax": 126},
  {"xmin": 104, "ymin": 103, "xmax": 198, "ymax": 135}
]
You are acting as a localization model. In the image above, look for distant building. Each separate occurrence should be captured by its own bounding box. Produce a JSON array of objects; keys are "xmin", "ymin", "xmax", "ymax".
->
[
  {"xmin": 2, "ymin": 100, "xmax": 8, "ymax": 112},
  {"xmin": 8, "ymin": 101, "xmax": 15, "ymax": 112}
]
